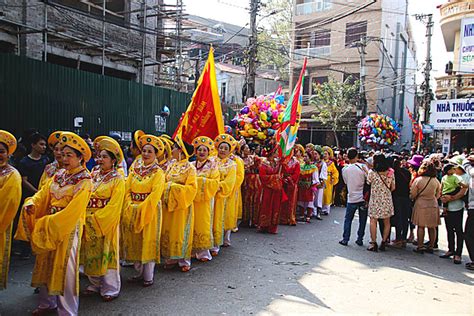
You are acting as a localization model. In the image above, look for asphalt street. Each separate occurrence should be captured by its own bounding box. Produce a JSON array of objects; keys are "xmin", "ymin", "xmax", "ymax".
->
[{"xmin": 1, "ymin": 207, "xmax": 473, "ymax": 315}]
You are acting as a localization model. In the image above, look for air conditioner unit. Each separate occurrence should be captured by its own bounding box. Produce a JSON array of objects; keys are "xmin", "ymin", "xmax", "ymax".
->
[{"xmin": 445, "ymin": 61, "xmax": 453, "ymax": 75}]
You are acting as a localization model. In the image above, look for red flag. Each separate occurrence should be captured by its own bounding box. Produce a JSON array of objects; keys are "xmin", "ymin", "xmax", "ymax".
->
[{"xmin": 173, "ymin": 48, "xmax": 224, "ymax": 143}]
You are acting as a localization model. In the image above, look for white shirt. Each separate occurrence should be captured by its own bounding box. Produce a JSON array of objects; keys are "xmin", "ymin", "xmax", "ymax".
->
[
  {"xmin": 120, "ymin": 159, "xmax": 128, "ymax": 177},
  {"xmin": 312, "ymin": 168, "xmax": 320, "ymax": 185},
  {"xmin": 342, "ymin": 162, "xmax": 368, "ymax": 203}
]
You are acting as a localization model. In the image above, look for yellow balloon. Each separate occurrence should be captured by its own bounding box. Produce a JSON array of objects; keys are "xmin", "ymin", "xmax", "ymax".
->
[
  {"xmin": 249, "ymin": 129, "xmax": 258, "ymax": 136},
  {"xmin": 257, "ymin": 132, "xmax": 266, "ymax": 140},
  {"xmin": 260, "ymin": 112, "xmax": 268, "ymax": 121}
]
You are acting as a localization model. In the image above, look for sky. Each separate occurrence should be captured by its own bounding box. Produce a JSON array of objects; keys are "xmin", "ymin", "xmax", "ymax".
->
[{"xmin": 182, "ymin": 0, "xmax": 451, "ymax": 85}]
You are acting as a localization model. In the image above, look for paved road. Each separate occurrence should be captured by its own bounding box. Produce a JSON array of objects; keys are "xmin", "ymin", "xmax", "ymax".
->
[{"xmin": 1, "ymin": 207, "xmax": 473, "ymax": 315}]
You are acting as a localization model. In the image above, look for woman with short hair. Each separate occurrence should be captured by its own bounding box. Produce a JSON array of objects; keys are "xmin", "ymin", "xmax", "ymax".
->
[{"xmin": 410, "ymin": 161, "xmax": 441, "ymax": 254}]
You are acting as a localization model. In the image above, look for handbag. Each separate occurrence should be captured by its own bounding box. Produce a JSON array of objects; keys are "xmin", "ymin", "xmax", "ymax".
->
[{"xmin": 411, "ymin": 177, "xmax": 432, "ymax": 204}]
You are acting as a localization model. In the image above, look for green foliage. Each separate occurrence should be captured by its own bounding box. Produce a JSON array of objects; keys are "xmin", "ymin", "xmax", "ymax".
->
[
  {"xmin": 256, "ymin": 0, "xmax": 292, "ymax": 81},
  {"xmin": 310, "ymin": 77, "xmax": 360, "ymax": 146}
]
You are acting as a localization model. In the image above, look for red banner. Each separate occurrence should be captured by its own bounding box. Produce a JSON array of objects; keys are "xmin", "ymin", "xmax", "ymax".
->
[{"xmin": 173, "ymin": 48, "xmax": 224, "ymax": 144}]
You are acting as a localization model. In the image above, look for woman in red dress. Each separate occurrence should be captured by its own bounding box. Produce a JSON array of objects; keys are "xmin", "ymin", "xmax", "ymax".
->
[
  {"xmin": 241, "ymin": 143, "xmax": 261, "ymax": 228},
  {"xmin": 257, "ymin": 148, "xmax": 283, "ymax": 234},
  {"xmin": 279, "ymin": 151, "xmax": 300, "ymax": 226}
]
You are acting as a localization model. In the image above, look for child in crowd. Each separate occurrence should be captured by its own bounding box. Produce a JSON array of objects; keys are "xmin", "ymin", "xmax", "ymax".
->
[{"xmin": 441, "ymin": 164, "xmax": 468, "ymax": 215}]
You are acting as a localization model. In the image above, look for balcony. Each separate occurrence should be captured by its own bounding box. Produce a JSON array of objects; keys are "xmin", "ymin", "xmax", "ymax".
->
[
  {"xmin": 295, "ymin": 0, "xmax": 332, "ymax": 16},
  {"xmin": 435, "ymin": 73, "xmax": 474, "ymax": 97},
  {"xmin": 294, "ymin": 46, "xmax": 331, "ymax": 60},
  {"xmin": 439, "ymin": 1, "xmax": 474, "ymax": 51}
]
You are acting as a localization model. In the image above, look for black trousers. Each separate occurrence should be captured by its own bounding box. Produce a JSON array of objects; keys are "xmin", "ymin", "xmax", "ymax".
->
[
  {"xmin": 393, "ymin": 196, "xmax": 411, "ymax": 241},
  {"xmin": 465, "ymin": 210, "xmax": 474, "ymax": 262},
  {"xmin": 444, "ymin": 209, "xmax": 464, "ymax": 256}
]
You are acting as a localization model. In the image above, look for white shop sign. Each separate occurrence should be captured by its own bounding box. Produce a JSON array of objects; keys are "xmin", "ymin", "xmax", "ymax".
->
[
  {"xmin": 429, "ymin": 99, "xmax": 474, "ymax": 130},
  {"xmin": 459, "ymin": 17, "xmax": 474, "ymax": 74}
]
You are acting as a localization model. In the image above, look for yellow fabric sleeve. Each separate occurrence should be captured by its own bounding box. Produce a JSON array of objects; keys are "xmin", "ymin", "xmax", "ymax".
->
[
  {"xmin": 330, "ymin": 163, "xmax": 339, "ymax": 186},
  {"xmin": 218, "ymin": 165, "xmax": 236, "ymax": 198},
  {"xmin": 87, "ymin": 178, "xmax": 125, "ymax": 239},
  {"xmin": 234, "ymin": 158, "xmax": 245, "ymax": 189},
  {"xmin": 30, "ymin": 180, "xmax": 92, "ymax": 254},
  {"xmin": 165, "ymin": 167, "xmax": 198, "ymax": 212},
  {"xmin": 14, "ymin": 178, "xmax": 52, "ymax": 242},
  {"xmin": 195, "ymin": 168, "xmax": 220, "ymax": 202},
  {"xmin": 133, "ymin": 169, "xmax": 165, "ymax": 233},
  {"xmin": 0, "ymin": 171, "xmax": 22, "ymax": 232}
]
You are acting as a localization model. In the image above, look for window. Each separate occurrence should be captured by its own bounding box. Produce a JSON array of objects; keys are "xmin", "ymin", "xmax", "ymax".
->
[
  {"xmin": 345, "ymin": 21, "xmax": 367, "ymax": 47},
  {"xmin": 312, "ymin": 30, "xmax": 331, "ymax": 47},
  {"xmin": 221, "ymin": 82, "xmax": 227, "ymax": 103}
]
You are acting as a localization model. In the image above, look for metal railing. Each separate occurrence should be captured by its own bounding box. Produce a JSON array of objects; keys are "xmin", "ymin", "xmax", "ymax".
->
[
  {"xmin": 295, "ymin": 0, "xmax": 332, "ymax": 16},
  {"xmin": 436, "ymin": 74, "xmax": 474, "ymax": 95},
  {"xmin": 294, "ymin": 46, "xmax": 331, "ymax": 60}
]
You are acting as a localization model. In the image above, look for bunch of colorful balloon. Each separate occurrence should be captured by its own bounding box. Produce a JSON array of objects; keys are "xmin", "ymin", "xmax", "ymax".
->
[
  {"xmin": 228, "ymin": 94, "xmax": 285, "ymax": 143},
  {"xmin": 358, "ymin": 114, "xmax": 401, "ymax": 148}
]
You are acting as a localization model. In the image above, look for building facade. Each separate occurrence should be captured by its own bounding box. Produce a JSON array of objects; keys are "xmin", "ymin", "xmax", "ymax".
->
[
  {"xmin": 0, "ymin": 0, "xmax": 162, "ymax": 85},
  {"xmin": 434, "ymin": 0, "xmax": 474, "ymax": 152},
  {"xmin": 291, "ymin": 0, "xmax": 417, "ymax": 149}
]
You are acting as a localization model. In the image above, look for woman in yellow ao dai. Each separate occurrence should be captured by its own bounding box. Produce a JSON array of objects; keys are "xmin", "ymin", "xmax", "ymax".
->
[
  {"xmin": 38, "ymin": 131, "xmax": 63, "ymax": 190},
  {"xmin": 81, "ymin": 137, "xmax": 125, "ymax": 301},
  {"xmin": 210, "ymin": 134, "xmax": 237, "ymax": 256},
  {"xmin": 161, "ymin": 137, "xmax": 197, "ymax": 272},
  {"xmin": 121, "ymin": 135, "xmax": 165, "ymax": 287},
  {"xmin": 224, "ymin": 144, "xmax": 245, "ymax": 246},
  {"xmin": 191, "ymin": 136, "xmax": 220, "ymax": 262},
  {"xmin": 15, "ymin": 132, "xmax": 92, "ymax": 316},
  {"xmin": 0, "ymin": 130, "xmax": 22, "ymax": 290}
]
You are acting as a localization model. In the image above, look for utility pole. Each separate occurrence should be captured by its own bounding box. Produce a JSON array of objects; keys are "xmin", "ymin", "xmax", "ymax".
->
[
  {"xmin": 353, "ymin": 36, "xmax": 368, "ymax": 117},
  {"xmin": 415, "ymin": 13, "xmax": 433, "ymax": 151},
  {"xmin": 246, "ymin": 0, "xmax": 260, "ymax": 99}
]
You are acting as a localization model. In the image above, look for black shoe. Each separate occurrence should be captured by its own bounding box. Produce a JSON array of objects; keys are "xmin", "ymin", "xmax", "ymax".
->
[
  {"xmin": 355, "ymin": 240, "xmax": 363, "ymax": 246},
  {"xmin": 439, "ymin": 252, "xmax": 453, "ymax": 258},
  {"xmin": 315, "ymin": 215, "xmax": 323, "ymax": 221},
  {"xmin": 339, "ymin": 240, "xmax": 348, "ymax": 246}
]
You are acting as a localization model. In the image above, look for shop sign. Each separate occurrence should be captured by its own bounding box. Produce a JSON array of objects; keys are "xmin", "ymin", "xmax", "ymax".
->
[{"xmin": 429, "ymin": 99, "xmax": 474, "ymax": 130}]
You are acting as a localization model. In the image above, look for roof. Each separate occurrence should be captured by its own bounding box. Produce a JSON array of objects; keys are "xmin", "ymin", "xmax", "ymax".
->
[
  {"xmin": 186, "ymin": 15, "xmax": 249, "ymax": 46},
  {"xmin": 215, "ymin": 62, "xmax": 280, "ymax": 81}
]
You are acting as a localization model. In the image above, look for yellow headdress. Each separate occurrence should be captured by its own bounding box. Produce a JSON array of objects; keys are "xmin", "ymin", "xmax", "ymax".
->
[
  {"xmin": 192, "ymin": 136, "xmax": 214, "ymax": 154},
  {"xmin": 322, "ymin": 146, "xmax": 334, "ymax": 158},
  {"xmin": 138, "ymin": 134, "xmax": 164, "ymax": 157},
  {"xmin": 214, "ymin": 134, "xmax": 236, "ymax": 152},
  {"xmin": 173, "ymin": 133, "xmax": 190, "ymax": 159},
  {"xmin": 59, "ymin": 131, "xmax": 92, "ymax": 163},
  {"xmin": 159, "ymin": 136, "xmax": 173, "ymax": 159},
  {"xmin": 133, "ymin": 130, "xmax": 145, "ymax": 146},
  {"xmin": 47, "ymin": 131, "xmax": 64, "ymax": 149},
  {"xmin": 295, "ymin": 144, "xmax": 305, "ymax": 156},
  {"xmin": 94, "ymin": 136, "xmax": 124, "ymax": 163},
  {"xmin": 0, "ymin": 130, "xmax": 17, "ymax": 155}
]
